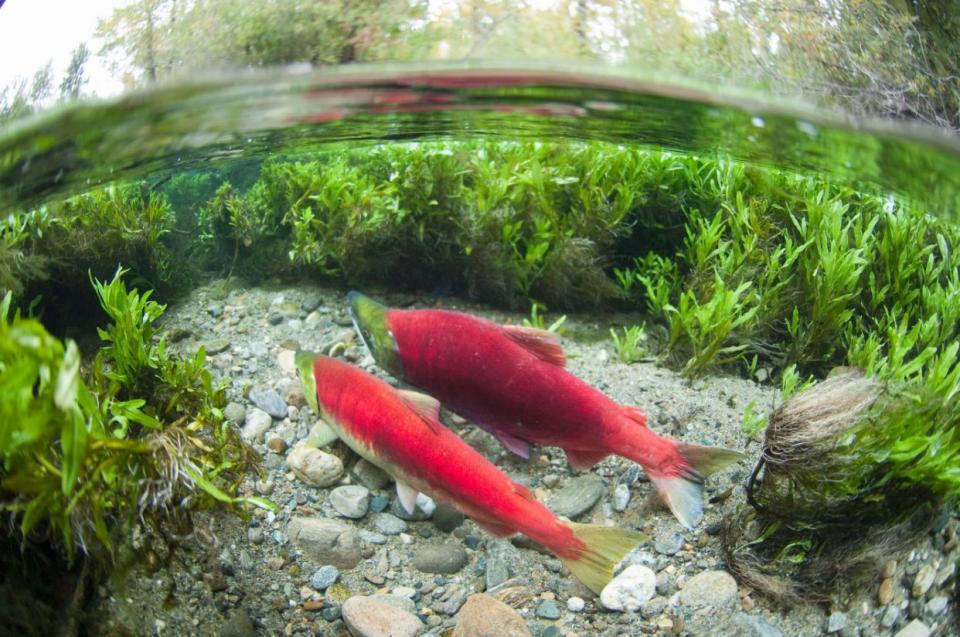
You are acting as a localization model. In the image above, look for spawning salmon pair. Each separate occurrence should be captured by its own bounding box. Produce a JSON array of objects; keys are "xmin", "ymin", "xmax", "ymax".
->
[{"xmin": 294, "ymin": 292, "xmax": 743, "ymax": 594}]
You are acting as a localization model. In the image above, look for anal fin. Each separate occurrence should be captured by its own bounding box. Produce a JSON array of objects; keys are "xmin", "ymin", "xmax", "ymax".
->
[
  {"xmin": 492, "ymin": 429, "xmax": 532, "ymax": 459},
  {"xmin": 565, "ymin": 448, "xmax": 610, "ymax": 471}
]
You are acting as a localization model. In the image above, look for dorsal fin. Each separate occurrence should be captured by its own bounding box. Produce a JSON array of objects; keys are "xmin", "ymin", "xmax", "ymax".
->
[
  {"xmin": 622, "ymin": 406, "xmax": 648, "ymax": 426},
  {"xmin": 396, "ymin": 389, "xmax": 442, "ymax": 434},
  {"xmin": 502, "ymin": 325, "xmax": 566, "ymax": 366}
]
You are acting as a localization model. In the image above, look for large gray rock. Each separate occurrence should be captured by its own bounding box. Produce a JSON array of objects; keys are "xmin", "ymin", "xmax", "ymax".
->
[
  {"xmin": 412, "ymin": 544, "xmax": 468, "ymax": 574},
  {"xmin": 286, "ymin": 516, "xmax": 361, "ymax": 569},
  {"xmin": 678, "ymin": 570, "xmax": 739, "ymax": 611},
  {"xmin": 341, "ymin": 596, "xmax": 424, "ymax": 637},
  {"xmin": 894, "ymin": 620, "xmax": 931, "ymax": 637},
  {"xmin": 249, "ymin": 386, "xmax": 288, "ymax": 418},
  {"xmin": 287, "ymin": 445, "xmax": 344, "ymax": 487},
  {"xmin": 547, "ymin": 474, "xmax": 604, "ymax": 519},
  {"xmin": 351, "ymin": 458, "xmax": 391, "ymax": 490}
]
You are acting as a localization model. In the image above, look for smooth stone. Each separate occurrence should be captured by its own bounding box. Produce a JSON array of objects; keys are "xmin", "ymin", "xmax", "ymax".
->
[
  {"xmin": 287, "ymin": 445, "xmax": 344, "ymax": 487},
  {"xmin": 485, "ymin": 539, "xmax": 519, "ymax": 590},
  {"xmin": 241, "ymin": 408, "xmax": 272, "ymax": 441},
  {"xmin": 412, "ymin": 544, "xmax": 468, "ymax": 574},
  {"xmin": 207, "ymin": 304, "xmax": 224, "ymax": 318},
  {"xmin": 678, "ymin": 570, "xmax": 739, "ymax": 611},
  {"xmin": 249, "ymin": 341, "xmax": 269, "ymax": 358},
  {"xmin": 452, "ymin": 593, "xmax": 532, "ymax": 637},
  {"xmin": 224, "ymin": 402, "xmax": 246, "ymax": 425},
  {"xmin": 277, "ymin": 349, "xmax": 297, "ymax": 375},
  {"xmin": 301, "ymin": 295, "xmax": 323, "ymax": 312},
  {"xmin": 370, "ymin": 593, "xmax": 417, "ymax": 614},
  {"xmin": 286, "ymin": 517, "xmax": 361, "ymax": 569},
  {"xmin": 369, "ymin": 494, "xmax": 390, "ymax": 513},
  {"xmin": 205, "ymin": 339, "xmax": 230, "ymax": 354},
  {"xmin": 219, "ymin": 608, "xmax": 255, "ymax": 637},
  {"xmin": 358, "ymin": 530, "xmax": 388, "ymax": 545},
  {"xmin": 432, "ymin": 505, "xmax": 465, "ymax": 532},
  {"xmin": 351, "ymin": 459, "xmax": 391, "ymax": 490},
  {"xmin": 612, "ymin": 483, "xmax": 631, "ymax": 512},
  {"xmin": 879, "ymin": 577, "xmax": 894, "ymax": 604},
  {"xmin": 925, "ymin": 596, "xmax": 947, "ymax": 615},
  {"xmin": 547, "ymin": 474, "xmax": 604, "ymax": 519},
  {"xmin": 389, "ymin": 495, "xmax": 433, "ymax": 521},
  {"xmin": 894, "ymin": 620, "xmax": 930, "ymax": 637},
  {"xmin": 284, "ymin": 382, "xmax": 307, "ymax": 408},
  {"xmin": 599, "ymin": 564, "xmax": 656, "ymax": 611},
  {"xmin": 341, "ymin": 596, "xmax": 424, "ymax": 637},
  {"xmin": 372, "ymin": 513, "xmax": 407, "ymax": 536},
  {"xmin": 330, "ymin": 485, "xmax": 371, "ymax": 519},
  {"xmin": 311, "ymin": 565, "xmax": 340, "ymax": 591},
  {"xmin": 566, "ymin": 596, "xmax": 585, "ymax": 612},
  {"xmin": 880, "ymin": 605, "xmax": 899, "ymax": 628},
  {"xmin": 536, "ymin": 599, "xmax": 561, "ymax": 620},
  {"xmin": 639, "ymin": 597, "xmax": 667, "ymax": 619},
  {"xmin": 266, "ymin": 437, "xmax": 287, "ymax": 454},
  {"xmin": 911, "ymin": 564, "xmax": 936, "ymax": 597},
  {"xmin": 827, "ymin": 611, "xmax": 847, "ymax": 633},
  {"xmin": 654, "ymin": 529, "xmax": 684, "ymax": 556},
  {"xmin": 250, "ymin": 386, "xmax": 288, "ymax": 418}
]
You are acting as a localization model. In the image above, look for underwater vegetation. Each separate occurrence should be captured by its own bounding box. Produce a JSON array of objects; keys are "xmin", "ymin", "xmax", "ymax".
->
[{"xmin": 0, "ymin": 268, "xmax": 270, "ymax": 563}]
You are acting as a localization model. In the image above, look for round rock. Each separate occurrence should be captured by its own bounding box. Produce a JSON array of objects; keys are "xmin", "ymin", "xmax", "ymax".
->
[
  {"xmin": 330, "ymin": 485, "xmax": 370, "ymax": 519},
  {"xmin": 600, "ymin": 564, "xmax": 656, "ymax": 611},
  {"xmin": 452, "ymin": 593, "xmax": 532, "ymax": 637},
  {"xmin": 286, "ymin": 445, "xmax": 344, "ymax": 487},
  {"xmin": 224, "ymin": 402, "xmax": 246, "ymax": 425},
  {"xmin": 566, "ymin": 597, "xmax": 585, "ymax": 612},
  {"xmin": 241, "ymin": 408, "xmax": 272, "ymax": 442},
  {"xmin": 412, "ymin": 544, "xmax": 468, "ymax": 574},
  {"xmin": 372, "ymin": 513, "xmax": 407, "ymax": 536},
  {"xmin": 547, "ymin": 474, "xmax": 604, "ymax": 519},
  {"xmin": 249, "ymin": 386, "xmax": 288, "ymax": 419},
  {"xmin": 678, "ymin": 570, "xmax": 739, "ymax": 610},
  {"xmin": 341, "ymin": 595, "xmax": 424, "ymax": 637},
  {"xmin": 612, "ymin": 483, "xmax": 631, "ymax": 512},
  {"xmin": 536, "ymin": 599, "xmax": 561, "ymax": 619},
  {"xmin": 311, "ymin": 565, "xmax": 340, "ymax": 591}
]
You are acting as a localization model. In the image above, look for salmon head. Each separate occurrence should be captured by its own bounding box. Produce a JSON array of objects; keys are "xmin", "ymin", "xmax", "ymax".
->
[{"xmin": 347, "ymin": 291, "xmax": 402, "ymax": 376}]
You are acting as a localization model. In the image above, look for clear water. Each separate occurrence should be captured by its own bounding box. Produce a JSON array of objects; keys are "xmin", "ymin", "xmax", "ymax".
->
[{"xmin": 2, "ymin": 62, "xmax": 959, "ymax": 218}]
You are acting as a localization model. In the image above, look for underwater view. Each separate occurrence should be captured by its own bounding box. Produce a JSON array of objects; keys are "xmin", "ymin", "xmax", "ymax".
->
[{"xmin": 1, "ymin": 2, "xmax": 960, "ymax": 637}]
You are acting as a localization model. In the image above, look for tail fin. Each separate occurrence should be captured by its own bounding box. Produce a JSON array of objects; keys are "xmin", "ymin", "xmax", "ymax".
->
[
  {"xmin": 560, "ymin": 523, "xmax": 646, "ymax": 595},
  {"xmin": 648, "ymin": 443, "xmax": 745, "ymax": 529}
]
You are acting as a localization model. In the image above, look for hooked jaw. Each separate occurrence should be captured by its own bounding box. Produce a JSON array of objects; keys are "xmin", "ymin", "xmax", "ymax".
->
[{"xmin": 347, "ymin": 291, "xmax": 403, "ymax": 377}]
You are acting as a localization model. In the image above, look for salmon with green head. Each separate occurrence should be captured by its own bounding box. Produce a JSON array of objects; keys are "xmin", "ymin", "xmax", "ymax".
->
[{"xmin": 347, "ymin": 290, "xmax": 745, "ymax": 529}]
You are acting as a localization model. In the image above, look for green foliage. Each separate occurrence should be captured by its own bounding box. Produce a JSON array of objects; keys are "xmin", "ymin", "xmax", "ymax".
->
[
  {"xmin": 0, "ymin": 269, "xmax": 270, "ymax": 561},
  {"xmin": 609, "ymin": 324, "xmax": 648, "ymax": 364},
  {"xmin": 522, "ymin": 301, "xmax": 567, "ymax": 334}
]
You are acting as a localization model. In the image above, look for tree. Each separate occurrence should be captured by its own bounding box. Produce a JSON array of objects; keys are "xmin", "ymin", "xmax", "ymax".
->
[
  {"xmin": 59, "ymin": 43, "xmax": 91, "ymax": 100},
  {"xmin": 0, "ymin": 62, "xmax": 53, "ymax": 123}
]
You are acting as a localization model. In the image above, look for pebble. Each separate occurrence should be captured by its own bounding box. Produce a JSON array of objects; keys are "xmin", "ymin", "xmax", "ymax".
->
[
  {"xmin": 639, "ymin": 597, "xmax": 667, "ymax": 619},
  {"xmin": 432, "ymin": 506, "xmax": 465, "ymax": 532},
  {"xmin": 911, "ymin": 563, "xmax": 936, "ymax": 597},
  {"xmin": 655, "ymin": 569, "xmax": 673, "ymax": 595},
  {"xmin": 359, "ymin": 530, "xmax": 388, "ymax": 545},
  {"xmin": 311, "ymin": 565, "xmax": 340, "ymax": 591},
  {"xmin": 880, "ymin": 605, "xmax": 899, "ymax": 628},
  {"xmin": 286, "ymin": 445, "xmax": 344, "ymax": 487},
  {"xmin": 241, "ymin": 408, "xmax": 272, "ymax": 441},
  {"xmin": 599, "ymin": 564, "xmax": 656, "ymax": 611},
  {"xmin": 485, "ymin": 539, "xmax": 518, "ymax": 590},
  {"xmin": 352, "ymin": 459, "xmax": 391, "ymax": 490},
  {"xmin": 894, "ymin": 619, "xmax": 930, "ymax": 637},
  {"xmin": 369, "ymin": 494, "xmax": 390, "ymax": 513},
  {"xmin": 536, "ymin": 599, "xmax": 561, "ymax": 619},
  {"xmin": 677, "ymin": 570, "xmax": 739, "ymax": 610},
  {"xmin": 249, "ymin": 386, "xmax": 288, "ymax": 418},
  {"xmin": 547, "ymin": 475, "xmax": 605, "ymax": 519},
  {"xmin": 412, "ymin": 544, "xmax": 468, "ymax": 574},
  {"xmin": 827, "ymin": 611, "xmax": 847, "ymax": 633},
  {"xmin": 341, "ymin": 596, "xmax": 424, "ymax": 637},
  {"xmin": 224, "ymin": 402, "xmax": 246, "ymax": 425},
  {"xmin": 566, "ymin": 596, "xmax": 585, "ymax": 612},
  {"xmin": 883, "ymin": 559, "xmax": 898, "ymax": 578},
  {"xmin": 925, "ymin": 596, "xmax": 947, "ymax": 615},
  {"xmin": 654, "ymin": 529, "xmax": 684, "ymax": 556},
  {"xmin": 730, "ymin": 613, "xmax": 784, "ymax": 637},
  {"xmin": 286, "ymin": 516, "xmax": 361, "ymax": 569},
  {"xmin": 371, "ymin": 593, "xmax": 417, "ymax": 614},
  {"xmin": 372, "ymin": 513, "xmax": 407, "ymax": 535},
  {"xmin": 277, "ymin": 349, "xmax": 297, "ymax": 375},
  {"xmin": 283, "ymin": 382, "xmax": 306, "ymax": 407},
  {"xmin": 330, "ymin": 485, "xmax": 371, "ymax": 519},
  {"xmin": 879, "ymin": 577, "xmax": 894, "ymax": 604},
  {"xmin": 452, "ymin": 593, "xmax": 532, "ymax": 637},
  {"xmin": 612, "ymin": 483, "xmax": 631, "ymax": 512},
  {"xmin": 247, "ymin": 527, "xmax": 263, "ymax": 544},
  {"xmin": 204, "ymin": 339, "xmax": 230, "ymax": 354},
  {"xmin": 266, "ymin": 437, "xmax": 287, "ymax": 454}
]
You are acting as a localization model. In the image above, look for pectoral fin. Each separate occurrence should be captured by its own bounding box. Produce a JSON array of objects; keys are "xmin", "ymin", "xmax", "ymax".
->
[
  {"xmin": 502, "ymin": 325, "xmax": 566, "ymax": 366},
  {"xmin": 396, "ymin": 389, "xmax": 443, "ymax": 434},
  {"xmin": 396, "ymin": 481, "xmax": 420, "ymax": 515},
  {"xmin": 492, "ymin": 429, "xmax": 532, "ymax": 459},
  {"xmin": 305, "ymin": 420, "xmax": 339, "ymax": 447},
  {"xmin": 565, "ymin": 448, "xmax": 610, "ymax": 471}
]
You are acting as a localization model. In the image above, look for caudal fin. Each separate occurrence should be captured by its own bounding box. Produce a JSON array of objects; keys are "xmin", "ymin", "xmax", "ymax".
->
[
  {"xmin": 648, "ymin": 443, "xmax": 745, "ymax": 529},
  {"xmin": 560, "ymin": 523, "xmax": 646, "ymax": 595}
]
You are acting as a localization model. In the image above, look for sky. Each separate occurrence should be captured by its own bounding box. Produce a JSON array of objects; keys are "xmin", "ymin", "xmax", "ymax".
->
[{"xmin": 0, "ymin": 0, "xmax": 129, "ymax": 97}]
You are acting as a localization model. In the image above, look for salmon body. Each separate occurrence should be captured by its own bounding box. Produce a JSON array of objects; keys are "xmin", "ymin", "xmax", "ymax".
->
[
  {"xmin": 348, "ymin": 292, "xmax": 744, "ymax": 528},
  {"xmin": 298, "ymin": 353, "xmax": 642, "ymax": 594}
]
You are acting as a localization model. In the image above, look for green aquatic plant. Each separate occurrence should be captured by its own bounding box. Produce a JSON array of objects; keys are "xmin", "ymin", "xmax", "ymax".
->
[
  {"xmin": 609, "ymin": 324, "xmax": 648, "ymax": 364},
  {"xmin": 522, "ymin": 301, "xmax": 567, "ymax": 334},
  {"xmin": 0, "ymin": 269, "xmax": 271, "ymax": 561}
]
